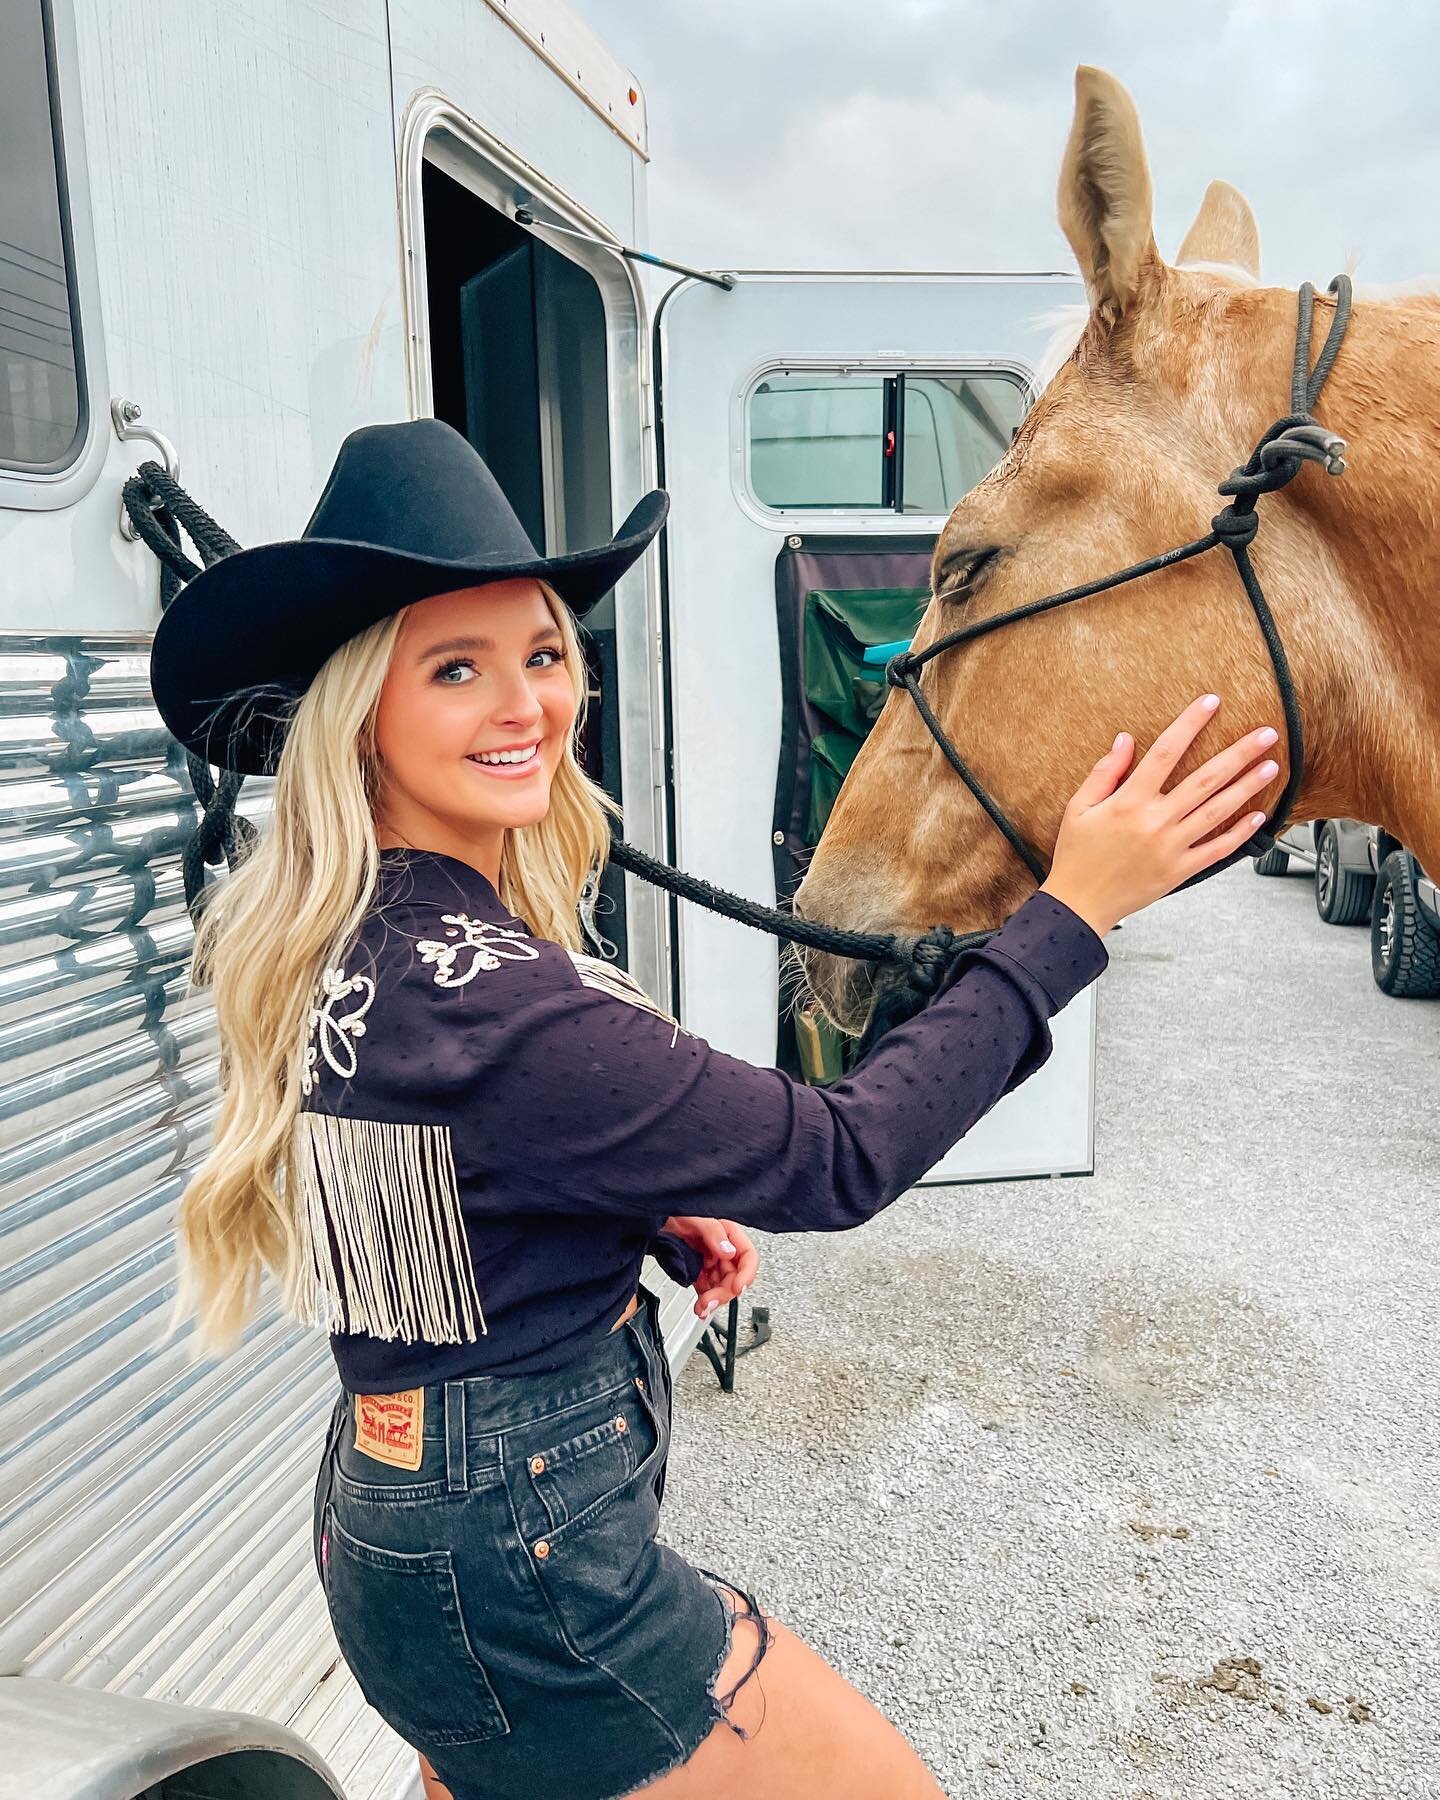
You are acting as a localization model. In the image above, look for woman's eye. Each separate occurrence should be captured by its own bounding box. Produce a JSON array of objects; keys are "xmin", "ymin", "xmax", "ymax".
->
[{"xmin": 433, "ymin": 647, "xmax": 565, "ymax": 682}]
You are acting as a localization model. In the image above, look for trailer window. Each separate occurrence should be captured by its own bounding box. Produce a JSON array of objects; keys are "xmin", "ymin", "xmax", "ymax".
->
[
  {"xmin": 750, "ymin": 374, "xmax": 885, "ymax": 508},
  {"xmin": 0, "ymin": 0, "xmax": 83, "ymax": 470},
  {"xmin": 747, "ymin": 368, "xmax": 1026, "ymax": 516},
  {"xmin": 899, "ymin": 375, "xmax": 1026, "ymax": 514}
]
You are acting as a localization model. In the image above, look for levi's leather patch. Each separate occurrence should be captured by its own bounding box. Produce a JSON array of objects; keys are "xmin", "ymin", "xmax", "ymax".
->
[{"xmin": 353, "ymin": 1388, "xmax": 424, "ymax": 1470}]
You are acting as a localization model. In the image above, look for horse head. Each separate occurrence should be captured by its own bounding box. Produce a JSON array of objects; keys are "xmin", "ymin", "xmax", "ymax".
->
[{"xmin": 796, "ymin": 65, "xmax": 1440, "ymax": 1036}]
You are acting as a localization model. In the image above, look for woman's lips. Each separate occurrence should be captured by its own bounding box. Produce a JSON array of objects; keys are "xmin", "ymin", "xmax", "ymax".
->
[{"xmin": 465, "ymin": 745, "xmax": 542, "ymax": 780}]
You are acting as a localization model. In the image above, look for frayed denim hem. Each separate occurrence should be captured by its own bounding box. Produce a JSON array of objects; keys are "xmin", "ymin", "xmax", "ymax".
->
[
  {"xmin": 697, "ymin": 1566, "xmax": 773, "ymax": 1740},
  {"xmin": 601, "ymin": 1569, "xmax": 774, "ymax": 1798}
]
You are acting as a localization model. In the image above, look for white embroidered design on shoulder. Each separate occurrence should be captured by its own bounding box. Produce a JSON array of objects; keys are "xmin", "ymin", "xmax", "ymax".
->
[
  {"xmin": 568, "ymin": 949, "xmax": 688, "ymax": 1048},
  {"xmin": 301, "ymin": 966, "xmax": 377, "ymax": 1095},
  {"xmin": 415, "ymin": 911, "xmax": 541, "ymax": 988}
]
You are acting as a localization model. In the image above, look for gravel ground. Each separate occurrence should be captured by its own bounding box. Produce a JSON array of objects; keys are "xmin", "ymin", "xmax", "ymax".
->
[{"xmin": 660, "ymin": 862, "xmax": 1440, "ymax": 1798}]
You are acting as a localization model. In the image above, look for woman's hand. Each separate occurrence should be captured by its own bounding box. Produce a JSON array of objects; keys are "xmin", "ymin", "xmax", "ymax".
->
[
  {"xmin": 1040, "ymin": 694, "xmax": 1281, "ymax": 938},
  {"xmin": 660, "ymin": 1216, "xmax": 759, "ymax": 1321}
]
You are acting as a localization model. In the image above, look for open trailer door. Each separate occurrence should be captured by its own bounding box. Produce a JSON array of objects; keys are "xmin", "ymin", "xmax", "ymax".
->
[{"xmin": 655, "ymin": 269, "xmax": 1097, "ymax": 1182}]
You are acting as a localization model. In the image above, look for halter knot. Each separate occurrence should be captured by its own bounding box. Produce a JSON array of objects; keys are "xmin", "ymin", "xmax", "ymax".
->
[
  {"xmin": 885, "ymin": 652, "xmax": 918, "ymax": 689},
  {"xmin": 1217, "ymin": 420, "xmax": 1349, "ymax": 511},
  {"xmin": 1210, "ymin": 505, "xmax": 1260, "ymax": 549},
  {"xmin": 904, "ymin": 924, "xmax": 958, "ymax": 995}
]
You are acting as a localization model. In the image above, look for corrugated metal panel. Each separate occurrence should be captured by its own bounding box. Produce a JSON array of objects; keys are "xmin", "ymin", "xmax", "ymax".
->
[
  {"xmin": 0, "ymin": 630, "xmax": 707, "ymax": 1798},
  {"xmin": 0, "ymin": 632, "xmax": 429, "ymax": 1797}
]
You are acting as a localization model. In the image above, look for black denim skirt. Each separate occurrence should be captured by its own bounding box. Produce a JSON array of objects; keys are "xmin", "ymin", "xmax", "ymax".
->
[{"xmin": 311, "ymin": 1284, "xmax": 757, "ymax": 1799}]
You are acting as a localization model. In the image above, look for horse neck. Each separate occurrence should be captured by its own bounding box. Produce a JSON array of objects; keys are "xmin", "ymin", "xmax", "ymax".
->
[{"xmin": 1221, "ymin": 289, "xmax": 1440, "ymax": 871}]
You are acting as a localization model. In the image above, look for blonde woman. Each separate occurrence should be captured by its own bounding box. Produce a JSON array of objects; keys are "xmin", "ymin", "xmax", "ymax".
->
[{"xmin": 149, "ymin": 419, "xmax": 1282, "ymax": 1800}]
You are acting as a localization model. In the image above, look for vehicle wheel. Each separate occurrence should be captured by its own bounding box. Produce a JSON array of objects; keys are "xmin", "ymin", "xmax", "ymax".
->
[
  {"xmin": 1315, "ymin": 822, "xmax": 1374, "ymax": 925},
  {"xmin": 1370, "ymin": 851, "xmax": 1440, "ymax": 998},
  {"xmin": 1252, "ymin": 844, "xmax": 1290, "ymax": 876}
]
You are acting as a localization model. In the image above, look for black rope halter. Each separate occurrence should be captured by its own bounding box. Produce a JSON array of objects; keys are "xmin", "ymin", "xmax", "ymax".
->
[
  {"xmin": 127, "ymin": 274, "xmax": 1351, "ymax": 1037},
  {"xmin": 886, "ymin": 275, "xmax": 1352, "ymax": 891}
]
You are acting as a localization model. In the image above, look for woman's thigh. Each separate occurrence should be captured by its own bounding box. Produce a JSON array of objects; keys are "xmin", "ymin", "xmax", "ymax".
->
[{"xmin": 633, "ymin": 1592, "xmax": 945, "ymax": 1800}]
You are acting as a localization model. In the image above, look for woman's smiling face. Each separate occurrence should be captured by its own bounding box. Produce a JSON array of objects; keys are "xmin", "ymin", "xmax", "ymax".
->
[{"xmin": 372, "ymin": 579, "xmax": 579, "ymax": 874}]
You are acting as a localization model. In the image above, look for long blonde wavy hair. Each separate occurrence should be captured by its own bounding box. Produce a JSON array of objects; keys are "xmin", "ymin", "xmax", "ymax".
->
[{"xmin": 166, "ymin": 580, "xmax": 619, "ymax": 1357}]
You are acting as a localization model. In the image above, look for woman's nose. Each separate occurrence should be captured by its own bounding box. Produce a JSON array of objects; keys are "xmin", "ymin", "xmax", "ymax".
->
[{"xmin": 491, "ymin": 671, "xmax": 544, "ymax": 724}]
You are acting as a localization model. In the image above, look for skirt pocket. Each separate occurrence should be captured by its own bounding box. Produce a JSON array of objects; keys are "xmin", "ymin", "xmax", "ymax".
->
[
  {"xmin": 511, "ymin": 1374, "xmax": 671, "ymax": 1658},
  {"xmin": 523, "ymin": 1373, "xmax": 665, "ymax": 1542},
  {"xmin": 322, "ymin": 1503, "xmax": 510, "ymax": 1748}
]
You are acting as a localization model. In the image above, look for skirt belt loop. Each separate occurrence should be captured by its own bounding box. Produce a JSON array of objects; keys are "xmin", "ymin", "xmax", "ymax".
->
[{"xmin": 444, "ymin": 1382, "xmax": 467, "ymax": 1492}]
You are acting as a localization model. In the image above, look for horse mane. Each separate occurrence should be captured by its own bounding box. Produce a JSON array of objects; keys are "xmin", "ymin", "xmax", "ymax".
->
[
  {"xmin": 1030, "ymin": 304, "xmax": 1089, "ymax": 392},
  {"xmin": 1031, "ymin": 260, "xmax": 1260, "ymax": 393},
  {"xmin": 1027, "ymin": 260, "xmax": 1440, "ymax": 397},
  {"xmin": 1349, "ymin": 276, "xmax": 1440, "ymax": 307}
]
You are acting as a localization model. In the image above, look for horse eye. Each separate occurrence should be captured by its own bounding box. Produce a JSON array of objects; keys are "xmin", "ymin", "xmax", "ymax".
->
[{"xmin": 935, "ymin": 547, "xmax": 998, "ymax": 600}]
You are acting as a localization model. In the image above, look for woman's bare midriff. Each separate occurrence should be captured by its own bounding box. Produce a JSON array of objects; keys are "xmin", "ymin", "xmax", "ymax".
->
[{"xmin": 610, "ymin": 1291, "xmax": 640, "ymax": 1332}]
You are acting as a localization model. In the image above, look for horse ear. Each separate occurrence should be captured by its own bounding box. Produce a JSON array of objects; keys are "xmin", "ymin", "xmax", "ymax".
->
[
  {"xmin": 1057, "ymin": 66, "xmax": 1160, "ymax": 325},
  {"xmin": 1175, "ymin": 179, "xmax": 1261, "ymax": 278}
]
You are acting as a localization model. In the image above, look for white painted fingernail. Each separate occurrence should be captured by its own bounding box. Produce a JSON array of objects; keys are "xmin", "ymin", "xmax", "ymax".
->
[
  {"xmin": 1201, "ymin": 694, "xmax": 1220, "ymax": 710},
  {"xmin": 719, "ymin": 1240, "xmax": 736, "ymax": 1255}
]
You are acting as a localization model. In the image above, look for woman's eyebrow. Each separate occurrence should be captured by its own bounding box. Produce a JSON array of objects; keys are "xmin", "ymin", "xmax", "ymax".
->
[{"xmin": 416, "ymin": 627, "xmax": 557, "ymax": 662}]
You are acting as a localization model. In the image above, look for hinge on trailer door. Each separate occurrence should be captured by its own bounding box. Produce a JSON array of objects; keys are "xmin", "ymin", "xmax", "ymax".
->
[{"xmin": 512, "ymin": 206, "xmax": 736, "ymax": 292}]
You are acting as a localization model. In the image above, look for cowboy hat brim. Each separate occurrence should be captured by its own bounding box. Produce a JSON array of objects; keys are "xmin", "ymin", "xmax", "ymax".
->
[{"xmin": 150, "ymin": 489, "xmax": 668, "ymax": 775}]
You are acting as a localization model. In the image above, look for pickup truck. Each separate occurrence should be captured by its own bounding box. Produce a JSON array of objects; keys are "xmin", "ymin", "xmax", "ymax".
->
[
  {"xmin": 1252, "ymin": 819, "xmax": 1375, "ymax": 924},
  {"xmin": 1366, "ymin": 830, "xmax": 1440, "ymax": 998}
]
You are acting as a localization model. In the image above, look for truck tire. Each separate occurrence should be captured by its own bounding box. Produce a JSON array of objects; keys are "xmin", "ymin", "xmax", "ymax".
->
[
  {"xmin": 1371, "ymin": 851, "xmax": 1440, "ymax": 998},
  {"xmin": 1252, "ymin": 844, "xmax": 1290, "ymax": 876},
  {"xmin": 1315, "ymin": 822, "xmax": 1373, "ymax": 925}
]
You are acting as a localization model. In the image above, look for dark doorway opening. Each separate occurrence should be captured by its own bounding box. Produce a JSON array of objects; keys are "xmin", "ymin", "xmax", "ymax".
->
[{"xmin": 422, "ymin": 158, "xmax": 627, "ymax": 962}]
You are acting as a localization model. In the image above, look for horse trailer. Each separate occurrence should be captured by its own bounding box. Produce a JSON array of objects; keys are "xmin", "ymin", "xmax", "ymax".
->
[{"xmin": 1, "ymin": 0, "xmax": 1094, "ymax": 1793}]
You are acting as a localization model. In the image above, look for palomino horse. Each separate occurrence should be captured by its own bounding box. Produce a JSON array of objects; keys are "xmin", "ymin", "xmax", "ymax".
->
[{"xmin": 795, "ymin": 64, "xmax": 1440, "ymax": 1036}]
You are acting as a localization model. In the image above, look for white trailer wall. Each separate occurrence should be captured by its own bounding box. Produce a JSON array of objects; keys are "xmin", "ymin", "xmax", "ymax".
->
[{"xmin": 0, "ymin": 5, "xmax": 671, "ymax": 1796}]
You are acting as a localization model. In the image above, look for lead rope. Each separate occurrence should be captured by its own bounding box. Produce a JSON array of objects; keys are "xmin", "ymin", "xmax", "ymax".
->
[
  {"xmin": 127, "ymin": 274, "xmax": 1351, "ymax": 1030},
  {"xmin": 122, "ymin": 466, "xmax": 968, "ymax": 1009},
  {"xmin": 122, "ymin": 464, "xmax": 261, "ymax": 910}
]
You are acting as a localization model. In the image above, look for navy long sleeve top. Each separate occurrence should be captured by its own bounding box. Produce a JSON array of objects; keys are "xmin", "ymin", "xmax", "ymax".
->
[{"xmin": 294, "ymin": 847, "xmax": 1106, "ymax": 1391}]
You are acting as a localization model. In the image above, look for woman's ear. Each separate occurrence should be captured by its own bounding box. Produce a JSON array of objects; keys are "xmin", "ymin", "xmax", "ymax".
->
[{"xmin": 1057, "ymin": 65, "xmax": 1161, "ymax": 327}]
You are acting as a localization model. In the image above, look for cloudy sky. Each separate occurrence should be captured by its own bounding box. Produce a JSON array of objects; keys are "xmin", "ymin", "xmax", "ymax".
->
[{"xmin": 568, "ymin": 0, "xmax": 1436, "ymax": 289}]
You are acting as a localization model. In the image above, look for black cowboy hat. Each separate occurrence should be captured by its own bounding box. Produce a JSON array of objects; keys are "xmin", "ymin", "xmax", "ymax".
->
[{"xmin": 149, "ymin": 418, "xmax": 669, "ymax": 775}]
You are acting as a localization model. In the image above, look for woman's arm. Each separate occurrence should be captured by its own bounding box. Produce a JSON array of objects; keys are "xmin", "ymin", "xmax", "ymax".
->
[
  {"xmin": 359, "ymin": 696, "xmax": 1277, "ymax": 1240},
  {"xmin": 443, "ymin": 890, "xmax": 1105, "ymax": 1235}
]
